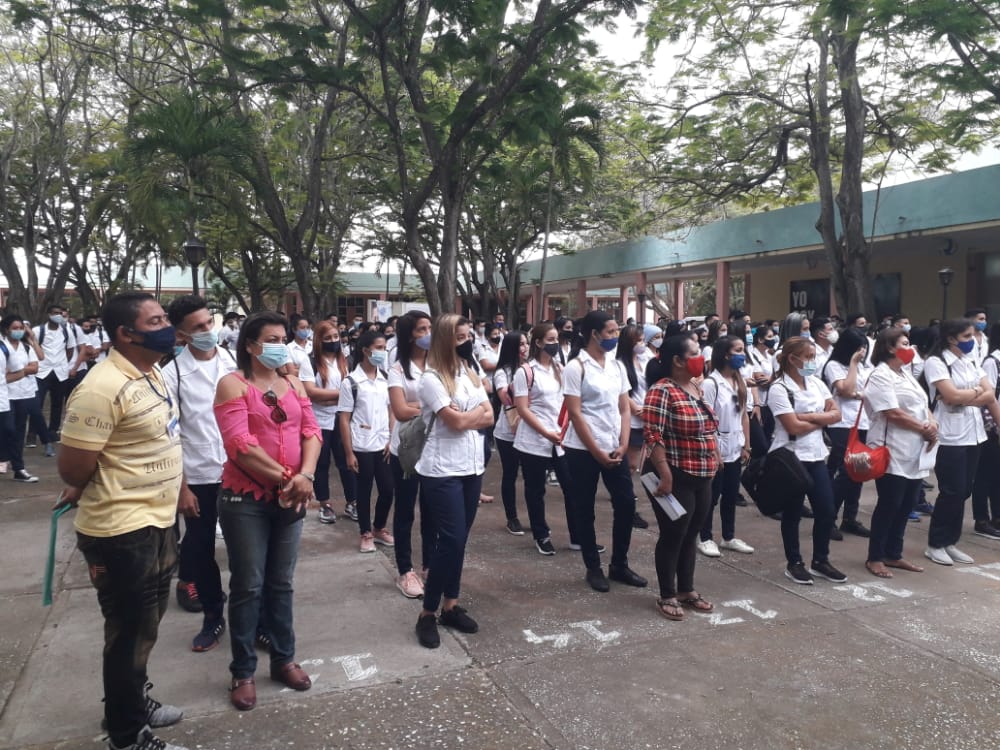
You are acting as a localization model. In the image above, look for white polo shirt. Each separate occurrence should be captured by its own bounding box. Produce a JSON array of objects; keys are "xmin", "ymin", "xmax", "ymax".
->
[
  {"xmin": 492, "ymin": 367, "xmax": 517, "ymax": 443},
  {"xmin": 629, "ymin": 352, "xmax": 652, "ymax": 429},
  {"xmin": 34, "ymin": 323, "xmax": 76, "ymax": 381},
  {"xmin": 768, "ymin": 374, "xmax": 833, "ymax": 462},
  {"xmin": 287, "ymin": 340, "xmax": 315, "ymax": 382},
  {"xmin": 387, "ymin": 358, "xmax": 424, "ymax": 456},
  {"xmin": 703, "ymin": 370, "xmax": 751, "ymax": 462},
  {"xmin": 924, "ymin": 351, "xmax": 987, "ymax": 446},
  {"xmin": 562, "ymin": 351, "xmax": 628, "ymax": 454},
  {"xmin": 512, "ymin": 359, "xmax": 563, "ymax": 458},
  {"xmin": 312, "ymin": 362, "xmax": 345, "ymax": 431},
  {"xmin": 0, "ymin": 345, "xmax": 8, "ymax": 412},
  {"xmin": 823, "ymin": 359, "xmax": 871, "ymax": 430},
  {"xmin": 864, "ymin": 363, "xmax": 933, "ymax": 479},
  {"xmin": 5, "ymin": 339, "xmax": 39, "ymax": 400},
  {"xmin": 162, "ymin": 345, "xmax": 238, "ymax": 485},
  {"xmin": 337, "ymin": 365, "xmax": 391, "ymax": 453},
  {"xmin": 416, "ymin": 366, "xmax": 487, "ymax": 477}
]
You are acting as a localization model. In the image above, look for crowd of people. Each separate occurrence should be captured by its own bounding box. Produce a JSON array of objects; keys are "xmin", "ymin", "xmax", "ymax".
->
[{"xmin": 3, "ymin": 293, "xmax": 1000, "ymax": 750}]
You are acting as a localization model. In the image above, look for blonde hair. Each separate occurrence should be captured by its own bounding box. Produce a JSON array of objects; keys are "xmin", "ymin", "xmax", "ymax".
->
[
  {"xmin": 427, "ymin": 313, "xmax": 480, "ymax": 396},
  {"xmin": 776, "ymin": 336, "xmax": 816, "ymax": 376}
]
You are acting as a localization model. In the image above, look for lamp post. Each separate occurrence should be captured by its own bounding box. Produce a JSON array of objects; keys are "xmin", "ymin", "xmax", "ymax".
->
[
  {"xmin": 184, "ymin": 236, "xmax": 207, "ymax": 296},
  {"xmin": 938, "ymin": 267, "xmax": 955, "ymax": 321}
]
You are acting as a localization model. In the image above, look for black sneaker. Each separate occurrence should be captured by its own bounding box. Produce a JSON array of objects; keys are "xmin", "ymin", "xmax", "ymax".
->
[
  {"xmin": 840, "ymin": 519, "xmax": 870, "ymax": 538},
  {"xmin": 828, "ymin": 526, "xmax": 844, "ymax": 541},
  {"xmin": 192, "ymin": 616, "xmax": 226, "ymax": 652},
  {"xmin": 416, "ymin": 613, "xmax": 440, "ymax": 648},
  {"xmin": 586, "ymin": 567, "xmax": 610, "ymax": 592},
  {"xmin": 784, "ymin": 562, "xmax": 814, "ymax": 585},
  {"xmin": 632, "ymin": 511, "xmax": 650, "ymax": 529},
  {"xmin": 974, "ymin": 520, "xmax": 1000, "ymax": 539},
  {"xmin": 810, "ymin": 560, "xmax": 848, "ymax": 583},
  {"xmin": 734, "ymin": 493, "xmax": 749, "ymax": 507},
  {"xmin": 439, "ymin": 605, "xmax": 479, "ymax": 634},
  {"xmin": 506, "ymin": 518, "xmax": 525, "ymax": 535},
  {"xmin": 568, "ymin": 542, "xmax": 606, "ymax": 553},
  {"xmin": 108, "ymin": 726, "xmax": 189, "ymax": 750},
  {"xmin": 318, "ymin": 503, "xmax": 337, "ymax": 524},
  {"xmin": 12, "ymin": 469, "xmax": 39, "ymax": 483},
  {"xmin": 175, "ymin": 581, "xmax": 202, "ymax": 613},
  {"xmin": 608, "ymin": 565, "xmax": 647, "ymax": 587},
  {"xmin": 535, "ymin": 537, "xmax": 556, "ymax": 556}
]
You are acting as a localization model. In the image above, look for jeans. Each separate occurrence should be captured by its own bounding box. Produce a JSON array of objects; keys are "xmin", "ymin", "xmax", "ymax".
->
[
  {"xmin": 35, "ymin": 371, "xmax": 69, "ymax": 436},
  {"xmin": 77, "ymin": 526, "xmax": 177, "ymax": 749},
  {"xmin": 780, "ymin": 460, "xmax": 836, "ymax": 565},
  {"xmin": 564, "ymin": 448, "xmax": 635, "ymax": 571},
  {"xmin": 929, "ymin": 443, "xmax": 981, "ymax": 548},
  {"xmin": 868, "ymin": 474, "xmax": 921, "ymax": 562},
  {"xmin": 179, "ymin": 484, "xmax": 225, "ymax": 617},
  {"xmin": 218, "ymin": 491, "xmax": 302, "ymax": 679},
  {"xmin": 419, "ymin": 474, "xmax": 482, "ymax": 613},
  {"xmin": 647, "ymin": 466, "xmax": 713, "ymax": 599},
  {"xmin": 702, "ymin": 460, "xmax": 740, "ymax": 542},
  {"xmin": 11, "ymin": 397, "xmax": 51, "ymax": 466},
  {"xmin": 315, "ymin": 425, "xmax": 357, "ymax": 505},
  {"xmin": 971, "ymin": 434, "xmax": 1000, "ymax": 522},
  {"xmin": 355, "ymin": 450, "xmax": 394, "ymax": 534},
  {"xmin": 495, "ymin": 438, "xmax": 521, "ymax": 520},
  {"xmin": 827, "ymin": 427, "xmax": 865, "ymax": 523},
  {"xmin": 391, "ymin": 454, "xmax": 434, "ymax": 575}
]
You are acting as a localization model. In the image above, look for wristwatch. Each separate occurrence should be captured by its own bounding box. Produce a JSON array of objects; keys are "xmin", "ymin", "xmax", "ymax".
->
[{"xmin": 299, "ymin": 471, "xmax": 315, "ymax": 482}]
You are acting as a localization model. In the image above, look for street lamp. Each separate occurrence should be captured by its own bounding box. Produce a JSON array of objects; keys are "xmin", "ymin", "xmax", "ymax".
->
[
  {"xmin": 938, "ymin": 267, "xmax": 955, "ymax": 321},
  {"xmin": 184, "ymin": 236, "xmax": 207, "ymax": 296}
]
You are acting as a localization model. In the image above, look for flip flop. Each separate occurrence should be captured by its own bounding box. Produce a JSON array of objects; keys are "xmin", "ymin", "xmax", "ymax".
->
[
  {"xmin": 678, "ymin": 594, "xmax": 714, "ymax": 612},
  {"xmin": 656, "ymin": 598, "xmax": 684, "ymax": 621},
  {"xmin": 865, "ymin": 561, "xmax": 893, "ymax": 578},
  {"xmin": 885, "ymin": 559, "xmax": 925, "ymax": 573}
]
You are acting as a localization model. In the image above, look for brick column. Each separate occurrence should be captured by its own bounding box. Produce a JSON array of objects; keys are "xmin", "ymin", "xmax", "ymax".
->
[{"xmin": 716, "ymin": 261, "xmax": 731, "ymax": 319}]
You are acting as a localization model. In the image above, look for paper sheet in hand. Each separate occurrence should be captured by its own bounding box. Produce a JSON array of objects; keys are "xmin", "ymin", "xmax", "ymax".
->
[{"xmin": 640, "ymin": 473, "xmax": 686, "ymax": 521}]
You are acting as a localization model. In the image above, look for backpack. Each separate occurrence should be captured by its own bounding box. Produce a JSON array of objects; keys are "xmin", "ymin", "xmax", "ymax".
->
[
  {"xmin": 396, "ymin": 370, "xmax": 443, "ymax": 477},
  {"xmin": 920, "ymin": 356, "xmax": 954, "ymax": 411},
  {"xmin": 37, "ymin": 323, "xmax": 76, "ymax": 349},
  {"xmin": 503, "ymin": 363, "xmax": 534, "ymax": 431}
]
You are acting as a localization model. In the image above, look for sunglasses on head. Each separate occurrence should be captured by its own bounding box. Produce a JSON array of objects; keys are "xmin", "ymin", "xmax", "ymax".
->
[{"xmin": 261, "ymin": 389, "xmax": 287, "ymax": 424}]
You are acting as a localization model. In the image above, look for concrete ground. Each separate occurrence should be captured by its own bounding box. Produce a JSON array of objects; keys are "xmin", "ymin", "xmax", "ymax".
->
[{"xmin": 2, "ymin": 449, "xmax": 1000, "ymax": 750}]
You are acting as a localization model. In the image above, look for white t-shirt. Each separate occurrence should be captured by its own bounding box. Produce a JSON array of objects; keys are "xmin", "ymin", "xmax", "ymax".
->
[
  {"xmin": 562, "ymin": 351, "xmax": 628, "ymax": 454},
  {"xmin": 864, "ymin": 363, "xmax": 933, "ymax": 479},
  {"xmin": 492, "ymin": 367, "xmax": 517, "ymax": 443},
  {"xmin": 337, "ymin": 366, "xmax": 391, "ymax": 453},
  {"xmin": 416, "ymin": 366, "xmax": 488, "ymax": 478},
  {"xmin": 387, "ymin": 358, "xmax": 424, "ymax": 456},
  {"xmin": 823, "ymin": 359, "xmax": 871, "ymax": 430},
  {"xmin": 512, "ymin": 359, "xmax": 563, "ymax": 458},
  {"xmin": 34, "ymin": 323, "xmax": 77, "ymax": 380},
  {"xmin": 768, "ymin": 374, "xmax": 834, "ymax": 462},
  {"xmin": 924, "ymin": 351, "xmax": 987, "ymax": 446},
  {"xmin": 4, "ymin": 339, "xmax": 39, "ymax": 400},
  {"xmin": 312, "ymin": 361, "xmax": 345, "ymax": 431},
  {"xmin": 703, "ymin": 371, "xmax": 751, "ymax": 462}
]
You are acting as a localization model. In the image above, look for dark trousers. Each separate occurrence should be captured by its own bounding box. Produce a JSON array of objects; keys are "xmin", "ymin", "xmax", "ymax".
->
[
  {"xmin": 827, "ymin": 427, "xmax": 866, "ymax": 523},
  {"xmin": 648, "ymin": 466, "xmax": 713, "ymax": 599},
  {"xmin": 702, "ymin": 459, "xmax": 740, "ymax": 542},
  {"xmin": 564, "ymin": 447, "xmax": 635, "ymax": 571},
  {"xmin": 971, "ymin": 434, "xmax": 1000, "ymax": 522},
  {"xmin": 391, "ymin": 454, "xmax": 433, "ymax": 575},
  {"xmin": 495, "ymin": 438, "xmax": 521, "ymax": 520},
  {"xmin": 929, "ymin": 443, "xmax": 981, "ymax": 548},
  {"xmin": 12, "ymin": 396, "xmax": 52, "ymax": 465},
  {"xmin": 35, "ymin": 371, "xmax": 68, "ymax": 436},
  {"xmin": 315, "ymin": 426, "xmax": 358, "ymax": 504},
  {"xmin": 780, "ymin": 460, "xmax": 836, "ymax": 565},
  {"xmin": 868, "ymin": 474, "xmax": 921, "ymax": 563},
  {"xmin": 77, "ymin": 526, "xmax": 177, "ymax": 749},
  {"xmin": 355, "ymin": 450, "xmax": 394, "ymax": 534},
  {"xmin": 179, "ymin": 484, "xmax": 225, "ymax": 617},
  {"xmin": 0, "ymin": 410, "xmax": 14, "ymax": 468},
  {"xmin": 518, "ymin": 450, "xmax": 554, "ymax": 542},
  {"xmin": 419, "ymin": 474, "xmax": 482, "ymax": 612}
]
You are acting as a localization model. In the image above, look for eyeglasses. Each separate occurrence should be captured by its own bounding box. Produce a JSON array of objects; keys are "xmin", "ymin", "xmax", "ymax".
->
[{"xmin": 262, "ymin": 389, "xmax": 287, "ymax": 424}]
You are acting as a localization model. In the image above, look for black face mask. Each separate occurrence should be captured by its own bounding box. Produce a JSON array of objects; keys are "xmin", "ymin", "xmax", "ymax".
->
[
  {"xmin": 456, "ymin": 340, "xmax": 474, "ymax": 360},
  {"xmin": 322, "ymin": 341, "xmax": 342, "ymax": 355},
  {"xmin": 560, "ymin": 330, "xmax": 574, "ymax": 340},
  {"xmin": 490, "ymin": 336, "xmax": 502, "ymax": 344}
]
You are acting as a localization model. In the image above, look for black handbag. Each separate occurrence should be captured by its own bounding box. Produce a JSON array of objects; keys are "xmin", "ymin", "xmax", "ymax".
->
[{"xmin": 755, "ymin": 446, "xmax": 814, "ymax": 515}]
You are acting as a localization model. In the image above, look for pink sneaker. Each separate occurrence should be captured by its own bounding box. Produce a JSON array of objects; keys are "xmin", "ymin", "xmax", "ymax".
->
[
  {"xmin": 372, "ymin": 528, "xmax": 395, "ymax": 547},
  {"xmin": 396, "ymin": 570, "xmax": 424, "ymax": 599},
  {"xmin": 359, "ymin": 532, "xmax": 376, "ymax": 553}
]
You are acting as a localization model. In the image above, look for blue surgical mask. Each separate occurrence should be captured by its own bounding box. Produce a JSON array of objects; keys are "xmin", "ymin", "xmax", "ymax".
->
[
  {"xmin": 901, "ymin": 323, "xmax": 911, "ymax": 333},
  {"xmin": 975, "ymin": 321, "xmax": 987, "ymax": 332},
  {"xmin": 10, "ymin": 329, "xmax": 24, "ymax": 341},
  {"xmin": 173, "ymin": 345, "xmax": 185, "ymax": 358},
  {"xmin": 256, "ymin": 342, "xmax": 289, "ymax": 369},
  {"xmin": 296, "ymin": 328, "xmax": 311, "ymax": 340},
  {"xmin": 415, "ymin": 334, "xmax": 431, "ymax": 351},
  {"xmin": 745, "ymin": 333, "xmax": 754, "ymax": 347},
  {"xmin": 765, "ymin": 338, "xmax": 777, "ymax": 349},
  {"xmin": 49, "ymin": 314, "xmax": 65, "ymax": 326},
  {"xmin": 128, "ymin": 325, "xmax": 178, "ymax": 355},
  {"xmin": 957, "ymin": 339, "xmax": 976, "ymax": 355},
  {"xmin": 729, "ymin": 354, "xmax": 746, "ymax": 370},
  {"xmin": 798, "ymin": 360, "xmax": 818, "ymax": 377},
  {"xmin": 600, "ymin": 337, "xmax": 619, "ymax": 352},
  {"xmin": 368, "ymin": 350, "xmax": 387, "ymax": 368},
  {"xmin": 189, "ymin": 330, "xmax": 218, "ymax": 352}
]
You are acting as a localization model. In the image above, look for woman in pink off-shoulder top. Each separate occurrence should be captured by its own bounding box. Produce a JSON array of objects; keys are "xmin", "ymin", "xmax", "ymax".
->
[{"xmin": 213, "ymin": 311, "xmax": 321, "ymax": 711}]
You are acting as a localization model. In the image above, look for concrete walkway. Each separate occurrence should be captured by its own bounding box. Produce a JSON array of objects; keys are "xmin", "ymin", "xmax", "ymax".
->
[{"xmin": 1, "ymin": 450, "xmax": 999, "ymax": 750}]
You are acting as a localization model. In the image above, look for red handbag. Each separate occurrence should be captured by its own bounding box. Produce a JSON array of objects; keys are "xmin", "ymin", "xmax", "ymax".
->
[{"xmin": 843, "ymin": 399, "xmax": 890, "ymax": 482}]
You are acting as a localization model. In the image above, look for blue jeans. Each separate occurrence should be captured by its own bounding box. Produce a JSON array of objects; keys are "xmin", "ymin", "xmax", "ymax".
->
[
  {"xmin": 702, "ymin": 459, "xmax": 741, "ymax": 542},
  {"xmin": 315, "ymin": 426, "xmax": 358, "ymax": 505},
  {"xmin": 868, "ymin": 474, "xmax": 921, "ymax": 562},
  {"xmin": 391, "ymin": 454, "xmax": 434, "ymax": 575},
  {"xmin": 780, "ymin": 460, "xmax": 836, "ymax": 565},
  {"xmin": 179, "ymin": 483, "xmax": 225, "ymax": 616},
  {"xmin": 419, "ymin": 474, "xmax": 482, "ymax": 613},
  {"xmin": 564, "ymin": 448, "xmax": 635, "ymax": 571},
  {"xmin": 218, "ymin": 490, "xmax": 302, "ymax": 679}
]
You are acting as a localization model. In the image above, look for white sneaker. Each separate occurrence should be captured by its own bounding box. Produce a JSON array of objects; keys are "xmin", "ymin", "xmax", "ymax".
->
[
  {"xmin": 719, "ymin": 538, "xmax": 754, "ymax": 554},
  {"xmin": 924, "ymin": 546, "xmax": 953, "ymax": 566},
  {"xmin": 697, "ymin": 539, "xmax": 722, "ymax": 558},
  {"xmin": 945, "ymin": 545, "xmax": 974, "ymax": 564},
  {"xmin": 0, "ymin": 461, "xmax": 8, "ymax": 473}
]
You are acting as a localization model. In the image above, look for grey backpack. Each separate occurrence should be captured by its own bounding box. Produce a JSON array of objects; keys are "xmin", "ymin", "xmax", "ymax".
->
[{"xmin": 396, "ymin": 370, "xmax": 442, "ymax": 477}]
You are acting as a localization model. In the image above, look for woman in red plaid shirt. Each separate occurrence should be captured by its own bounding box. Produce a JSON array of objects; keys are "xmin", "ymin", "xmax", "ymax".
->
[{"xmin": 642, "ymin": 334, "xmax": 720, "ymax": 621}]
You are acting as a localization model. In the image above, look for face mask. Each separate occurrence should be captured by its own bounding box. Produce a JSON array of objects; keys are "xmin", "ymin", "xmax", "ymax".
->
[
  {"xmin": 797, "ymin": 359, "xmax": 818, "ymax": 377},
  {"xmin": 456, "ymin": 340, "xmax": 474, "ymax": 359},
  {"xmin": 772, "ymin": 325, "xmax": 780, "ymax": 334},
  {"xmin": 649, "ymin": 337, "xmax": 663, "ymax": 350},
  {"xmin": 353, "ymin": 320, "xmax": 362, "ymax": 329},
  {"xmin": 802, "ymin": 332, "xmax": 812, "ymax": 341},
  {"xmin": 765, "ymin": 338, "xmax": 777, "ymax": 349},
  {"xmin": 543, "ymin": 342, "xmax": 560, "ymax": 358},
  {"xmin": 685, "ymin": 355, "xmax": 705, "ymax": 377},
  {"xmin": 495, "ymin": 322, "xmax": 505, "ymax": 330},
  {"xmin": 296, "ymin": 328, "xmax": 311, "ymax": 340},
  {"xmin": 368, "ymin": 350, "xmax": 387, "ymax": 368},
  {"xmin": 975, "ymin": 321, "xmax": 988, "ymax": 332},
  {"xmin": 560, "ymin": 330, "xmax": 573, "ymax": 340},
  {"xmin": 729, "ymin": 354, "xmax": 746, "ymax": 370},
  {"xmin": 415, "ymin": 334, "xmax": 431, "ymax": 350},
  {"xmin": 476, "ymin": 327, "xmax": 486, "ymax": 337},
  {"xmin": 896, "ymin": 346, "xmax": 916, "ymax": 365},
  {"xmin": 256, "ymin": 342, "xmax": 289, "ymax": 369},
  {"xmin": 826, "ymin": 330, "xmax": 839, "ymax": 345},
  {"xmin": 855, "ymin": 326, "xmax": 867, "ymax": 334},
  {"xmin": 322, "ymin": 341, "xmax": 342, "ymax": 355},
  {"xmin": 173, "ymin": 345, "xmax": 185, "ymax": 358},
  {"xmin": 128, "ymin": 325, "xmax": 178, "ymax": 355},
  {"xmin": 957, "ymin": 338, "xmax": 976, "ymax": 355},
  {"xmin": 385, "ymin": 333, "xmax": 394, "ymax": 341},
  {"xmin": 490, "ymin": 336, "xmax": 502, "ymax": 344},
  {"xmin": 599, "ymin": 336, "xmax": 619, "ymax": 352},
  {"xmin": 187, "ymin": 330, "xmax": 218, "ymax": 352},
  {"xmin": 10, "ymin": 329, "xmax": 24, "ymax": 341},
  {"xmin": 633, "ymin": 343, "xmax": 647, "ymax": 355},
  {"xmin": 745, "ymin": 334, "xmax": 754, "ymax": 346},
  {"xmin": 901, "ymin": 324, "xmax": 911, "ymax": 333},
  {"xmin": 49, "ymin": 314, "xmax": 65, "ymax": 326},
  {"xmin": 81, "ymin": 327, "xmax": 92, "ymax": 334},
  {"xmin": 719, "ymin": 330, "xmax": 728, "ymax": 338}
]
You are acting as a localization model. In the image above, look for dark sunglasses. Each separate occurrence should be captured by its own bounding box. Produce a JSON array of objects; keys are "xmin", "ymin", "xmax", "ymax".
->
[{"xmin": 262, "ymin": 389, "xmax": 287, "ymax": 424}]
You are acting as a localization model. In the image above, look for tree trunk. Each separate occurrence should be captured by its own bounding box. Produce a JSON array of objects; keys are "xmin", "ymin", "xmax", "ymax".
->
[{"xmin": 536, "ymin": 147, "xmax": 557, "ymax": 319}]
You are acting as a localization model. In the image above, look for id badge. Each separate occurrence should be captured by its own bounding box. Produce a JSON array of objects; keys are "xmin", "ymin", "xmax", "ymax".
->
[{"xmin": 167, "ymin": 415, "xmax": 180, "ymax": 439}]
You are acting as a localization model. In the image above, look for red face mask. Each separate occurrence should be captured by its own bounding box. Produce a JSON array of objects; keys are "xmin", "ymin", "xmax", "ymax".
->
[
  {"xmin": 896, "ymin": 346, "xmax": 916, "ymax": 365},
  {"xmin": 685, "ymin": 355, "xmax": 706, "ymax": 377}
]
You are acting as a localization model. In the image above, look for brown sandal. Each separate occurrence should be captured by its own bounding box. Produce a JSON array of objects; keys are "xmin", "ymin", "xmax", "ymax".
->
[
  {"xmin": 678, "ymin": 594, "xmax": 714, "ymax": 612},
  {"xmin": 865, "ymin": 561, "xmax": 893, "ymax": 578},
  {"xmin": 656, "ymin": 598, "xmax": 684, "ymax": 621},
  {"xmin": 885, "ymin": 558, "xmax": 925, "ymax": 573}
]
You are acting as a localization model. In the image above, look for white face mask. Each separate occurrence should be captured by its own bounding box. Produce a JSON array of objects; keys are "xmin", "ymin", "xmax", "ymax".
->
[
  {"xmin": 826, "ymin": 330, "xmax": 839, "ymax": 345},
  {"xmin": 649, "ymin": 337, "xmax": 663, "ymax": 350}
]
